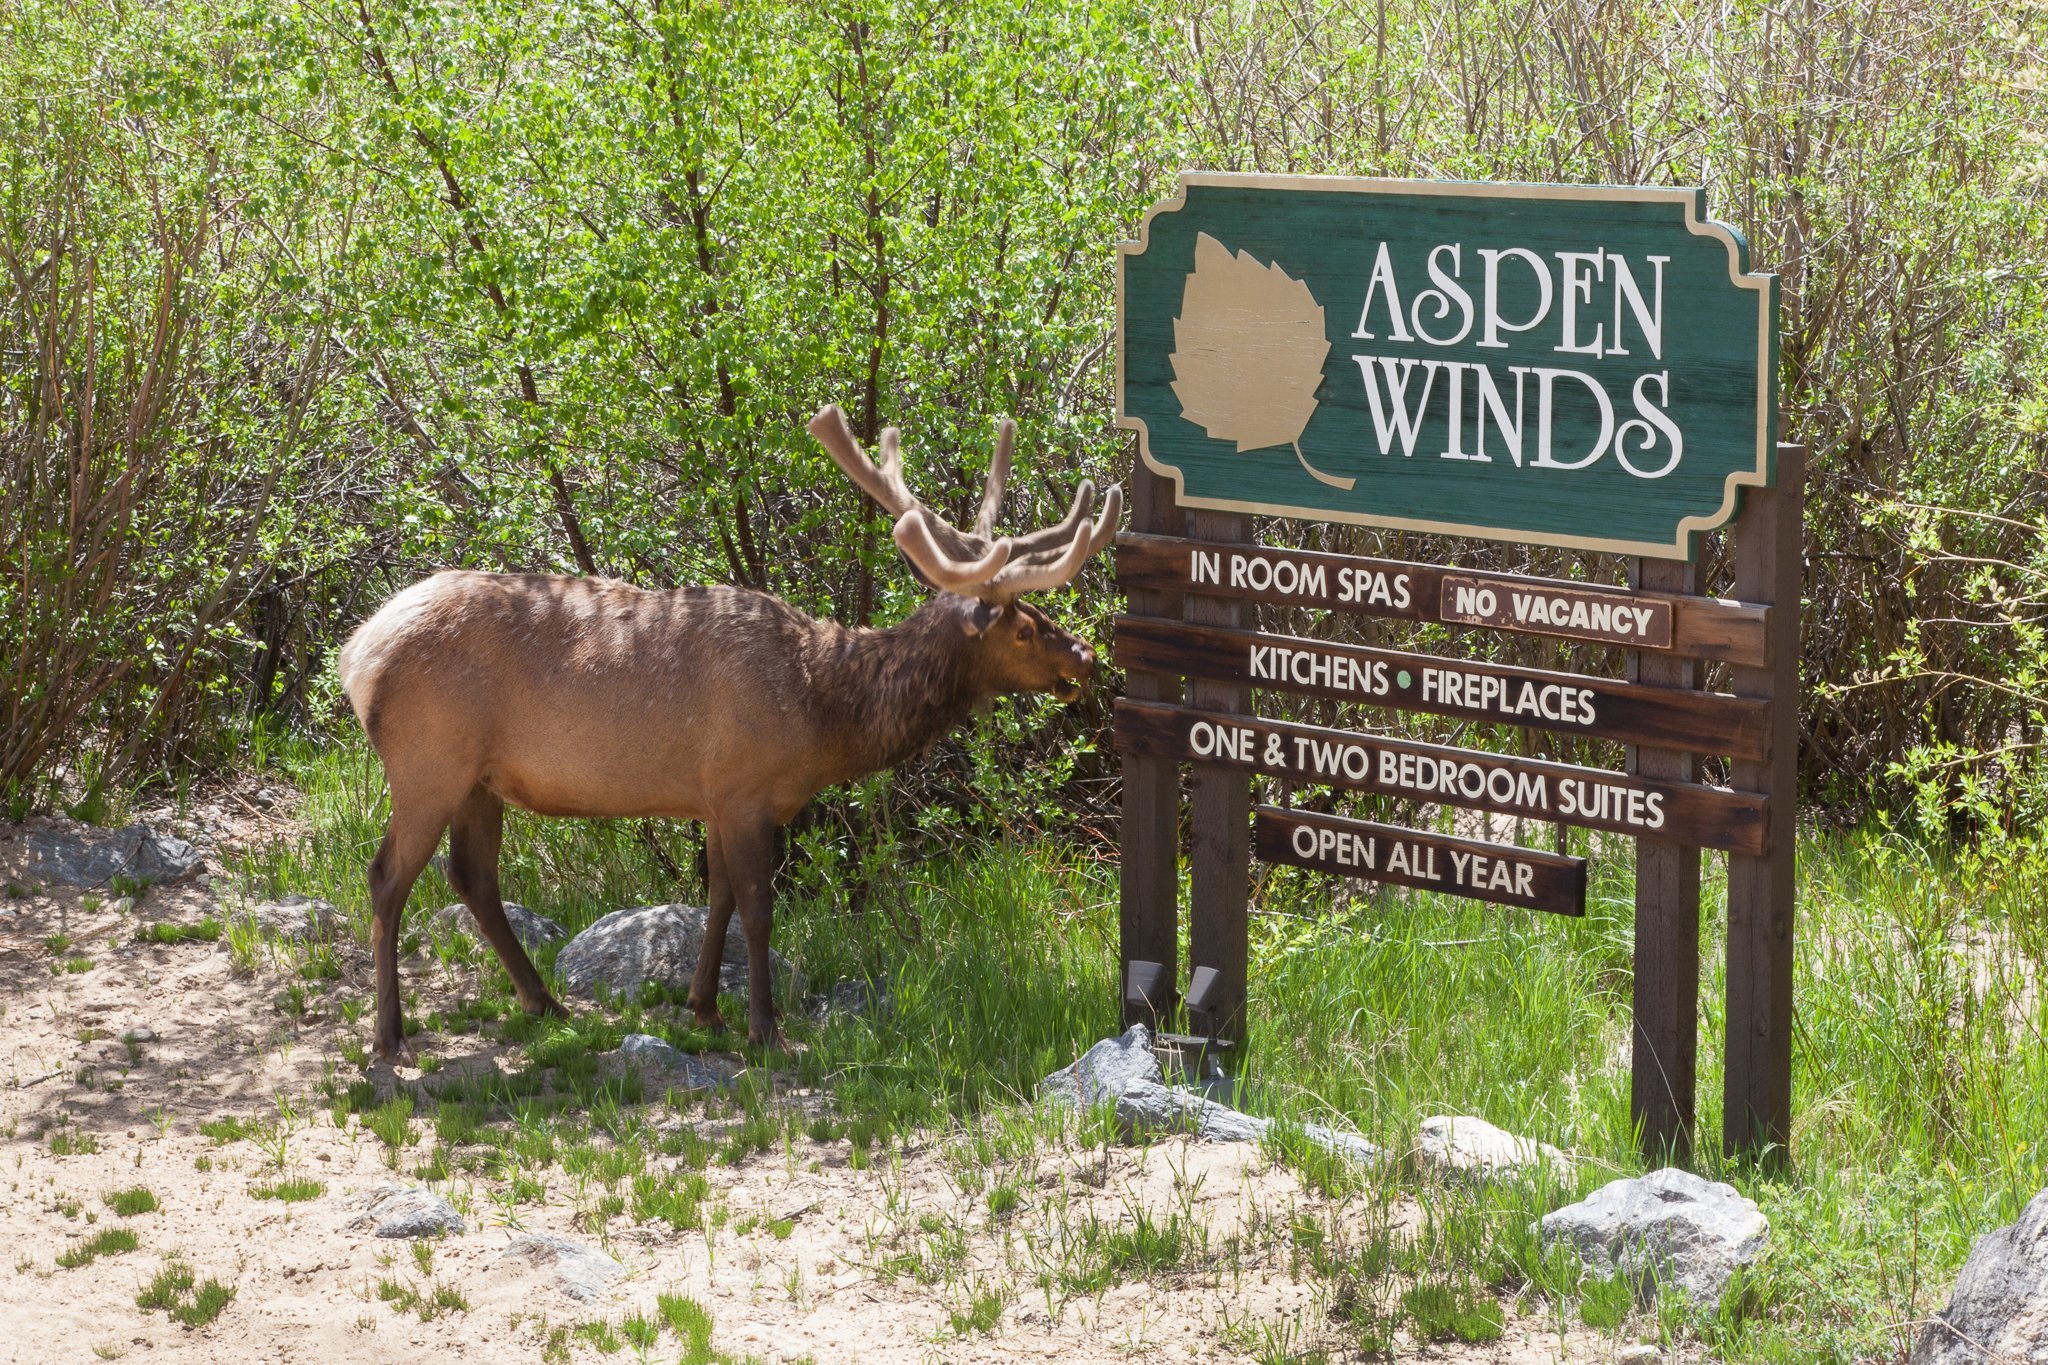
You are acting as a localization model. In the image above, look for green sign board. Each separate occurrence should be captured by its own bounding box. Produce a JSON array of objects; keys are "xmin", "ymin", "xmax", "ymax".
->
[{"xmin": 1116, "ymin": 174, "xmax": 1778, "ymax": 560}]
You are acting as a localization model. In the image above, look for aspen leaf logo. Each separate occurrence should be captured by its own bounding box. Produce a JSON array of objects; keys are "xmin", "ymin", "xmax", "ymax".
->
[{"xmin": 1169, "ymin": 232, "xmax": 1353, "ymax": 490}]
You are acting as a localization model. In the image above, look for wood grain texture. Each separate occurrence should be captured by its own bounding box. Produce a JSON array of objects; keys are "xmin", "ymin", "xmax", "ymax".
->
[
  {"xmin": 1117, "ymin": 460, "xmax": 1184, "ymax": 1029},
  {"xmin": 1185, "ymin": 509, "xmax": 1251, "ymax": 1045},
  {"xmin": 1113, "ymin": 616, "xmax": 1772, "ymax": 760},
  {"xmin": 1723, "ymin": 445, "xmax": 1803, "ymax": 1162},
  {"xmin": 1627, "ymin": 555, "xmax": 1704, "ymax": 1163},
  {"xmin": 1114, "ymin": 699, "xmax": 1767, "ymax": 854},
  {"xmin": 1115, "ymin": 533, "xmax": 1768, "ymax": 665},
  {"xmin": 1255, "ymin": 806, "xmax": 1587, "ymax": 916}
]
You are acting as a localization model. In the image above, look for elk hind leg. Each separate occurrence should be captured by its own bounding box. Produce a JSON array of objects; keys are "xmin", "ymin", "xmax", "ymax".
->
[
  {"xmin": 447, "ymin": 784, "xmax": 563, "ymax": 1021},
  {"xmin": 367, "ymin": 803, "xmax": 453, "ymax": 1062},
  {"xmin": 687, "ymin": 824, "xmax": 733, "ymax": 1032}
]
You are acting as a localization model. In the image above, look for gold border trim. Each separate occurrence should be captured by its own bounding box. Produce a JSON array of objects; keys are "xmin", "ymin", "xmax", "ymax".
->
[{"xmin": 1114, "ymin": 172, "xmax": 1778, "ymax": 561}]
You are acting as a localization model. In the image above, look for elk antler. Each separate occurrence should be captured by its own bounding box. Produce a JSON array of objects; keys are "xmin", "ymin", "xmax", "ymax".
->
[{"xmin": 808, "ymin": 404, "xmax": 1121, "ymax": 604}]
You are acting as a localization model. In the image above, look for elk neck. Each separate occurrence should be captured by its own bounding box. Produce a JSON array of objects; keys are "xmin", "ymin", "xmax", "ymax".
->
[{"xmin": 810, "ymin": 594, "xmax": 988, "ymax": 777}]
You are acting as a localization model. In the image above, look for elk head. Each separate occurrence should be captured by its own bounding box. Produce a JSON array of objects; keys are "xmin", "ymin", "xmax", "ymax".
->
[{"xmin": 807, "ymin": 405, "xmax": 1121, "ymax": 703}]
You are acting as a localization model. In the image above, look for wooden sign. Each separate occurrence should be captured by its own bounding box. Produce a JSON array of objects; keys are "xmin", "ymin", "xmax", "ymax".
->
[
  {"xmin": 1113, "ymin": 617, "xmax": 1771, "ymax": 760},
  {"xmin": 1256, "ymin": 806, "xmax": 1587, "ymax": 916},
  {"xmin": 1440, "ymin": 574, "xmax": 1670, "ymax": 649},
  {"xmin": 1114, "ymin": 699, "xmax": 1768, "ymax": 855},
  {"xmin": 1111, "ymin": 172, "xmax": 1798, "ymax": 1167},
  {"xmin": 1114, "ymin": 532, "xmax": 1769, "ymax": 665},
  {"xmin": 1116, "ymin": 175, "xmax": 1778, "ymax": 560}
]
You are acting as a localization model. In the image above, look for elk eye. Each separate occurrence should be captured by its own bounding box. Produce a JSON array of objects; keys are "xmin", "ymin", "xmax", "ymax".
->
[{"xmin": 1016, "ymin": 624, "xmax": 1034, "ymax": 642}]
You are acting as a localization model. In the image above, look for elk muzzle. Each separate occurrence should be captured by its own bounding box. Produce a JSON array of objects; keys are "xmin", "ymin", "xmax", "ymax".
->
[{"xmin": 1051, "ymin": 639, "xmax": 1096, "ymax": 702}]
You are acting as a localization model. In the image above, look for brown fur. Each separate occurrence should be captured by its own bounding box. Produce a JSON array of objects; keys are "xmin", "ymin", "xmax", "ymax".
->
[{"xmin": 337, "ymin": 570, "xmax": 1096, "ymax": 1055}]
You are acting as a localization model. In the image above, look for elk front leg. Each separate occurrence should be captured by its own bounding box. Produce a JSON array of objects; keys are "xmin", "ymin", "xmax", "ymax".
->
[
  {"xmin": 447, "ymin": 785, "xmax": 563, "ymax": 1021},
  {"xmin": 722, "ymin": 820, "xmax": 784, "ymax": 1049},
  {"xmin": 688, "ymin": 825, "xmax": 734, "ymax": 1032}
]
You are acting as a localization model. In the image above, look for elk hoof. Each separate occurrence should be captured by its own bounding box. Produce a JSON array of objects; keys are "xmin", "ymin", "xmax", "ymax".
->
[
  {"xmin": 748, "ymin": 1021, "xmax": 791, "ymax": 1053},
  {"xmin": 688, "ymin": 999, "xmax": 727, "ymax": 1032},
  {"xmin": 375, "ymin": 1033, "xmax": 416, "ymax": 1067},
  {"xmin": 521, "ymin": 990, "xmax": 567, "ymax": 1019}
]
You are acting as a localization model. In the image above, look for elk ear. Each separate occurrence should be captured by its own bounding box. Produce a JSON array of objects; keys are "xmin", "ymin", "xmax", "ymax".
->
[{"xmin": 960, "ymin": 600, "xmax": 1002, "ymax": 637}]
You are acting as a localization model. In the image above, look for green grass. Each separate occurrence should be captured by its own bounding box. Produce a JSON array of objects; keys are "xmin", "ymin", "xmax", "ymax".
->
[
  {"xmin": 55, "ymin": 1227, "xmax": 140, "ymax": 1267},
  {"xmin": 949, "ymin": 1287, "xmax": 1005, "ymax": 1336},
  {"xmin": 1403, "ymin": 1279, "xmax": 1504, "ymax": 1343},
  {"xmin": 377, "ymin": 1275, "xmax": 469, "ymax": 1321},
  {"xmin": 250, "ymin": 1177, "xmax": 326, "ymax": 1202},
  {"xmin": 136, "ymin": 1261, "xmax": 235, "ymax": 1327},
  {"xmin": 136, "ymin": 917, "xmax": 222, "ymax": 945},
  {"xmin": 49, "ymin": 1129, "xmax": 100, "ymax": 1156},
  {"xmin": 223, "ymin": 734, "xmax": 2048, "ymax": 1361},
  {"xmin": 105, "ymin": 1187, "xmax": 160, "ymax": 1216},
  {"xmin": 364, "ymin": 1095, "xmax": 416, "ymax": 1160},
  {"xmin": 198, "ymin": 1116, "xmax": 253, "ymax": 1146}
]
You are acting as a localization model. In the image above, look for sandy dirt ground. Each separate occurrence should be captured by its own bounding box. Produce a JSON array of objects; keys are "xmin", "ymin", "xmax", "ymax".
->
[{"xmin": 0, "ymin": 810, "xmax": 1639, "ymax": 1364}]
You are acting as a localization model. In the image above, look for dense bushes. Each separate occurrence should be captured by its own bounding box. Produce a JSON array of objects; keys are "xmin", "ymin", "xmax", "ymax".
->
[{"xmin": 3, "ymin": 0, "xmax": 2044, "ymax": 833}]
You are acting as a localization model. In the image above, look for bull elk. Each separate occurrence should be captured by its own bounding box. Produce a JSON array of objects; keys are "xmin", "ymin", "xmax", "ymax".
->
[{"xmin": 337, "ymin": 405, "xmax": 1120, "ymax": 1058}]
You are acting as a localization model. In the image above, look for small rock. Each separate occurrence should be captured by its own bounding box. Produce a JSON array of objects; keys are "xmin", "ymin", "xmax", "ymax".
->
[
  {"xmin": 121, "ymin": 1026, "xmax": 157, "ymax": 1044},
  {"xmin": 1913, "ymin": 1185, "xmax": 2048, "ymax": 1363},
  {"xmin": 1114, "ymin": 1079, "xmax": 1269, "ymax": 1143},
  {"xmin": 806, "ymin": 976, "xmax": 890, "ymax": 1021},
  {"xmin": 1414, "ymin": 1115, "xmax": 1571, "ymax": 1183},
  {"xmin": 1038, "ymin": 1025, "xmax": 1164, "ymax": 1108},
  {"xmin": 554, "ymin": 903, "xmax": 798, "ymax": 1003},
  {"xmin": 433, "ymin": 901, "xmax": 568, "ymax": 953},
  {"xmin": 1615, "ymin": 1347, "xmax": 1663, "ymax": 1364},
  {"xmin": 1539, "ymin": 1167, "xmax": 1768, "ymax": 1304},
  {"xmin": 614, "ymin": 1033, "xmax": 726, "ymax": 1091},
  {"xmin": 496, "ymin": 1233, "xmax": 626, "ymax": 1303},
  {"xmin": 341, "ymin": 1184, "xmax": 465, "ymax": 1238},
  {"xmin": 1299, "ymin": 1121, "xmax": 1382, "ymax": 1166},
  {"xmin": 246, "ymin": 895, "xmax": 336, "ymax": 943},
  {"xmin": 25, "ymin": 822, "xmax": 202, "ymax": 888},
  {"xmin": 1041, "ymin": 1029, "xmax": 1379, "ymax": 1164}
]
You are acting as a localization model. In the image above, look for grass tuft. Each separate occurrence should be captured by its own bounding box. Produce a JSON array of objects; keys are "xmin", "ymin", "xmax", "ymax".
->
[
  {"xmin": 250, "ymin": 1177, "xmax": 325, "ymax": 1202},
  {"xmin": 56, "ymin": 1228, "xmax": 140, "ymax": 1268},
  {"xmin": 136, "ymin": 917, "xmax": 222, "ymax": 945},
  {"xmin": 137, "ymin": 1261, "xmax": 235, "ymax": 1327},
  {"xmin": 105, "ymin": 1187, "xmax": 159, "ymax": 1216}
]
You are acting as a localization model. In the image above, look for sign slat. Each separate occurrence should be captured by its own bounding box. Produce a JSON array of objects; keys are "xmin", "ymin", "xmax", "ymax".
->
[
  {"xmin": 1255, "ymin": 806, "xmax": 1587, "ymax": 917},
  {"xmin": 1115, "ymin": 699, "xmax": 1767, "ymax": 855},
  {"xmin": 1114, "ymin": 533, "xmax": 1769, "ymax": 666},
  {"xmin": 1113, "ymin": 616, "xmax": 1771, "ymax": 761}
]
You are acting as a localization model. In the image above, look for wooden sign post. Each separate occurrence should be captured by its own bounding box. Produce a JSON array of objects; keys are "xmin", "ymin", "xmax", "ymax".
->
[{"xmin": 1112, "ymin": 173, "xmax": 1797, "ymax": 1163}]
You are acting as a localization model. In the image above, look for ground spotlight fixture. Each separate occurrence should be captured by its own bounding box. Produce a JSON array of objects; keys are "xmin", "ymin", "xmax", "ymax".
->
[{"xmin": 1124, "ymin": 959, "xmax": 1167, "ymax": 1016}]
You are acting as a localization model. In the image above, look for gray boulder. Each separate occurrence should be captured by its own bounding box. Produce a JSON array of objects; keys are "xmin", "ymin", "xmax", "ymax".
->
[
  {"xmin": 554, "ymin": 903, "xmax": 796, "ymax": 1003},
  {"xmin": 342, "ymin": 1184, "xmax": 465, "ymax": 1238},
  {"xmin": 1114, "ymin": 1079, "xmax": 1270, "ymax": 1143},
  {"xmin": 245, "ymin": 895, "xmax": 336, "ymax": 944},
  {"xmin": 1539, "ymin": 1167, "xmax": 1768, "ymax": 1304},
  {"xmin": 26, "ymin": 823, "xmax": 202, "ymax": 888},
  {"xmin": 1914, "ymin": 1186, "xmax": 2048, "ymax": 1363},
  {"xmin": 1040, "ymin": 1028, "xmax": 1379, "ymax": 1163},
  {"xmin": 615, "ymin": 1033, "xmax": 726, "ymax": 1092},
  {"xmin": 1414, "ymin": 1115, "xmax": 1571, "ymax": 1184},
  {"xmin": 496, "ymin": 1233, "xmax": 626, "ymax": 1303},
  {"xmin": 433, "ymin": 901, "xmax": 567, "ymax": 952},
  {"xmin": 1038, "ymin": 1025, "xmax": 1164, "ymax": 1108}
]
